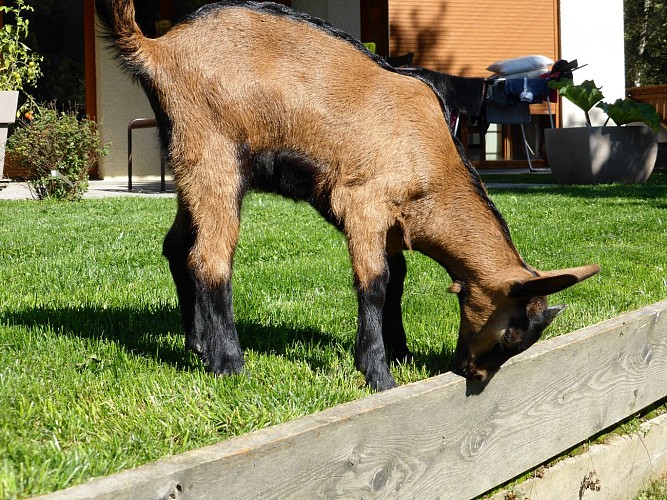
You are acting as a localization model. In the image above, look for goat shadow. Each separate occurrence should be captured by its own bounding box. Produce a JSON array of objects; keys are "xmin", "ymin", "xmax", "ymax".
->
[{"xmin": 3, "ymin": 304, "xmax": 454, "ymax": 379}]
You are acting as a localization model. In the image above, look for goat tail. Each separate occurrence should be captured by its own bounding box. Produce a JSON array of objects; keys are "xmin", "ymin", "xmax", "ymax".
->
[{"xmin": 95, "ymin": 0, "xmax": 149, "ymax": 71}]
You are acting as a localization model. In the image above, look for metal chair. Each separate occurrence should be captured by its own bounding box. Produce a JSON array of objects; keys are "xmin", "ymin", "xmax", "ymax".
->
[{"xmin": 127, "ymin": 118, "xmax": 166, "ymax": 191}]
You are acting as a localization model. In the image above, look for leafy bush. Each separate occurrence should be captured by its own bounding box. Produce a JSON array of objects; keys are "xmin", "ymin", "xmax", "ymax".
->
[{"xmin": 7, "ymin": 106, "xmax": 109, "ymax": 200}]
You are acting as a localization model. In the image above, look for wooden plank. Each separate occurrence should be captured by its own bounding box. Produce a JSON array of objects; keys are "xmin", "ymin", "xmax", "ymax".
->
[
  {"xmin": 491, "ymin": 412, "xmax": 667, "ymax": 499},
  {"xmin": 40, "ymin": 301, "xmax": 667, "ymax": 500}
]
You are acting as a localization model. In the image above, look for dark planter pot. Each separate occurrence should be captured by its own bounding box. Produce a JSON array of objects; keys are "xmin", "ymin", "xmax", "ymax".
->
[{"xmin": 545, "ymin": 126, "xmax": 658, "ymax": 184}]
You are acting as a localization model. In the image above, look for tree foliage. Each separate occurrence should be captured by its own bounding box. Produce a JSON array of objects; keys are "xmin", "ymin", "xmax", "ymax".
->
[
  {"xmin": 625, "ymin": 0, "xmax": 667, "ymax": 87},
  {"xmin": 0, "ymin": 0, "xmax": 42, "ymax": 94}
]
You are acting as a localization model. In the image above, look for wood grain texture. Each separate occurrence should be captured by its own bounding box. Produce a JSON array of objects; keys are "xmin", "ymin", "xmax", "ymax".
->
[
  {"xmin": 40, "ymin": 301, "xmax": 667, "ymax": 500},
  {"xmin": 491, "ymin": 412, "xmax": 667, "ymax": 500}
]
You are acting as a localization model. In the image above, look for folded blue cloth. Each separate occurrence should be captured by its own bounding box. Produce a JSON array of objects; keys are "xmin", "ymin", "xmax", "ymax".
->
[
  {"xmin": 488, "ymin": 78, "xmax": 550, "ymax": 106},
  {"xmin": 506, "ymin": 78, "xmax": 549, "ymax": 104}
]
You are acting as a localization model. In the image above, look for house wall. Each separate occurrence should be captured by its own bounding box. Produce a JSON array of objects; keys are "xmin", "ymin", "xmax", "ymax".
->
[
  {"xmin": 95, "ymin": 31, "xmax": 161, "ymax": 179},
  {"xmin": 292, "ymin": 0, "xmax": 360, "ymax": 38},
  {"xmin": 388, "ymin": 0, "xmax": 559, "ymax": 78},
  {"xmin": 559, "ymin": 0, "xmax": 626, "ymax": 127}
]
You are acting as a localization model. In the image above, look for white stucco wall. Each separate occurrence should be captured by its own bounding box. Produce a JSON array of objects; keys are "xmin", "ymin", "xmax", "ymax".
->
[
  {"xmin": 95, "ymin": 28, "xmax": 161, "ymax": 179},
  {"xmin": 559, "ymin": 0, "xmax": 626, "ymax": 127},
  {"xmin": 96, "ymin": 1, "xmax": 360, "ymax": 179},
  {"xmin": 327, "ymin": 0, "xmax": 360, "ymax": 38}
]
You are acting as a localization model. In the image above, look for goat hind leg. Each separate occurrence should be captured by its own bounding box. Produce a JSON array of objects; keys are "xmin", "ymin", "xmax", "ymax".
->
[
  {"xmin": 190, "ymin": 275, "xmax": 243, "ymax": 375},
  {"xmin": 383, "ymin": 252, "xmax": 411, "ymax": 363},
  {"xmin": 164, "ymin": 193, "xmax": 244, "ymax": 375},
  {"xmin": 163, "ymin": 197, "xmax": 196, "ymax": 338}
]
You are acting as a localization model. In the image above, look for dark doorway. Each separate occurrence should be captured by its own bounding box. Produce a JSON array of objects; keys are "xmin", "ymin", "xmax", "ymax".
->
[
  {"xmin": 133, "ymin": 0, "xmax": 292, "ymax": 38},
  {"xmin": 14, "ymin": 0, "xmax": 87, "ymax": 112},
  {"xmin": 361, "ymin": 0, "xmax": 388, "ymax": 57}
]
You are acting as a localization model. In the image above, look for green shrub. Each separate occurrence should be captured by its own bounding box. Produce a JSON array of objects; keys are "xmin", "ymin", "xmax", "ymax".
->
[{"xmin": 7, "ymin": 106, "xmax": 109, "ymax": 200}]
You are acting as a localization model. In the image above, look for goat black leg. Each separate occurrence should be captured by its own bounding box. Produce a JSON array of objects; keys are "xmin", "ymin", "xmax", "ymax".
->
[
  {"xmin": 162, "ymin": 203, "xmax": 243, "ymax": 374},
  {"xmin": 346, "ymin": 218, "xmax": 397, "ymax": 391},
  {"xmin": 355, "ymin": 270, "xmax": 396, "ymax": 391},
  {"xmin": 163, "ymin": 199, "xmax": 196, "ymax": 336},
  {"xmin": 164, "ymin": 183, "xmax": 244, "ymax": 375},
  {"xmin": 190, "ymin": 276, "xmax": 244, "ymax": 375},
  {"xmin": 382, "ymin": 252, "xmax": 411, "ymax": 363}
]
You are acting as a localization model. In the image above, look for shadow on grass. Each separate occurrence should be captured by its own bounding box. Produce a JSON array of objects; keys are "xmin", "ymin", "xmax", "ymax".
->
[
  {"xmin": 3, "ymin": 304, "xmax": 453, "ymax": 379},
  {"xmin": 2, "ymin": 304, "xmax": 195, "ymax": 367},
  {"xmin": 488, "ymin": 174, "xmax": 667, "ymax": 203},
  {"xmin": 406, "ymin": 346, "xmax": 455, "ymax": 377}
]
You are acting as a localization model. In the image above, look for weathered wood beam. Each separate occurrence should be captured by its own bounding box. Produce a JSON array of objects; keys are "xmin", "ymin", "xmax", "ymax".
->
[{"xmin": 40, "ymin": 301, "xmax": 667, "ymax": 500}]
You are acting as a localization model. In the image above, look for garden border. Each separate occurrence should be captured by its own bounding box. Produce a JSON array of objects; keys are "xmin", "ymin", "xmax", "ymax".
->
[
  {"xmin": 40, "ymin": 300, "xmax": 667, "ymax": 499},
  {"xmin": 490, "ymin": 411, "xmax": 667, "ymax": 499}
]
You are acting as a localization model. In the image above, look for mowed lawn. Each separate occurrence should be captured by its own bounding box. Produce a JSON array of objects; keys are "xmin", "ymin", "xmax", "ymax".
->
[{"xmin": 1, "ymin": 175, "xmax": 666, "ymax": 497}]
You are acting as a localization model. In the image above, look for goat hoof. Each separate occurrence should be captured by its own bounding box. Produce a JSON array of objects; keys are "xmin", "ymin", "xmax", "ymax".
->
[
  {"xmin": 366, "ymin": 367, "xmax": 397, "ymax": 392},
  {"xmin": 208, "ymin": 356, "xmax": 245, "ymax": 376}
]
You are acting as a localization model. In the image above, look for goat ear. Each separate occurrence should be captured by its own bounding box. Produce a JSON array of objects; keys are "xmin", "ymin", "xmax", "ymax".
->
[
  {"xmin": 511, "ymin": 264, "xmax": 600, "ymax": 297},
  {"xmin": 542, "ymin": 304, "xmax": 567, "ymax": 323}
]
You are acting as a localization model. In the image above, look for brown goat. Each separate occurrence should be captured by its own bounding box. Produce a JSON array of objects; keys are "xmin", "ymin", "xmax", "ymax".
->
[{"xmin": 96, "ymin": 0, "xmax": 599, "ymax": 390}]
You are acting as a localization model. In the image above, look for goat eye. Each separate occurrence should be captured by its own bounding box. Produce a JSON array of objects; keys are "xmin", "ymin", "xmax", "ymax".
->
[{"xmin": 502, "ymin": 329, "xmax": 518, "ymax": 344}]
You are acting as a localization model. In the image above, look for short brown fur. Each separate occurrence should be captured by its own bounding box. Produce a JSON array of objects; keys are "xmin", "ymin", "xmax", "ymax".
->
[{"xmin": 97, "ymin": 0, "xmax": 599, "ymax": 389}]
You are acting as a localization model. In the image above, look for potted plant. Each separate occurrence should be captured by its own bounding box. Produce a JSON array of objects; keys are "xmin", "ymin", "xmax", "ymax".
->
[
  {"xmin": 544, "ymin": 78, "xmax": 661, "ymax": 184},
  {"xmin": 0, "ymin": 0, "xmax": 42, "ymax": 179}
]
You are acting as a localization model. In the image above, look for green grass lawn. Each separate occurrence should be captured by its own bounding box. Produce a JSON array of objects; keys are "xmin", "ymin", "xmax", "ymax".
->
[{"xmin": 1, "ymin": 176, "xmax": 666, "ymax": 497}]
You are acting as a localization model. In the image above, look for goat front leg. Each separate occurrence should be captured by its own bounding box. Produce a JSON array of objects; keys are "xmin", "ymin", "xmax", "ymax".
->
[
  {"xmin": 164, "ymin": 196, "xmax": 244, "ymax": 375},
  {"xmin": 163, "ymin": 197, "xmax": 196, "ymax": 336},
  {"xmin": 169, "ymin": 149, "xmax": 245, "ymax": 375},
  {"xmin": 383, "ymin": 252, "xmax": 411, "ymax": 363},
  {"xmin": 348, "ymin": 229, "xmax": 396, "ymax": 391}
]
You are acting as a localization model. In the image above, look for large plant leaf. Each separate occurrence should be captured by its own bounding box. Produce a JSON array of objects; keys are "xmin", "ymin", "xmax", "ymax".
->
[
  {"xmin": 549, "ymin": 79, "xmax": 605, "ymax": 113},
  {"xmin": 549, "ymin": 79, "xmax": 605, "ymax": 127},
  {"xmin": 596, "ymin": 99, "xmax": 662, "ymax": 132}
]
